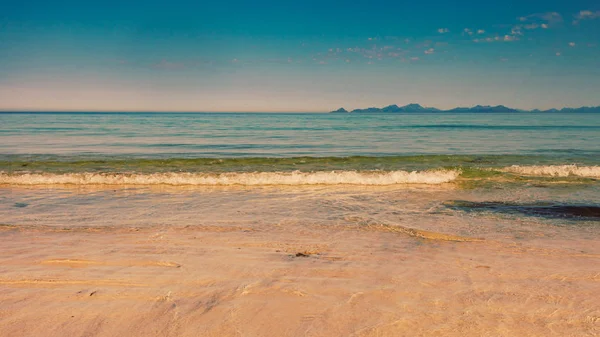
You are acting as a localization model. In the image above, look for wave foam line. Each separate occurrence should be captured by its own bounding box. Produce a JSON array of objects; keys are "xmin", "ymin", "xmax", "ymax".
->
[
  {"xmin": 0, "ymin": 170, "xmax": 459, "ymax": 186},
  {"xmin": 502, "ymin": 165, "xmax": 600, "ymax": 178}
]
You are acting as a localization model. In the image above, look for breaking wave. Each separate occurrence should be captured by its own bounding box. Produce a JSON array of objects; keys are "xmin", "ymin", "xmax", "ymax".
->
[
  {"xmin": 501, "ymin": 165, "xmax": 600, "ymax": 178},
  {"xmin": 0, "ymin": 170, "xmax": 460, "ymax": 186}
]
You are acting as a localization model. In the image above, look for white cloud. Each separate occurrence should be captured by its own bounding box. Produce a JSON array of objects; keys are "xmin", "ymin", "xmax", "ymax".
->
[
  {"xmin": 511, "ymin": 22, "xmax": 545, "ymax": 35},
  {"xmin": 576, "ymin": 10, "xmax": 600, "ymax": 19},
  {"xmin": 473, "ymin": 35, "xmax": 518, "ymax": 43},
  {"xmin": 569, "ymin": 42, "xmax": 576, "ymax": 47},
  {"xmin": 424, "ymin": 48, "xmax": 435, "ymax": 54},
  {"xmin": 463, "ymin": 28, "xmax": 474, "ymax": 36},
  {"xmin": 511, "ymin": 27, "xmax": 523, "ymax": 35},
  {"xmin": 556, "ymin": 52, "xmax": 561, "ymax": 56},
  {"xmin": 518, "ymin": 12, "xmax": 563, "ymax": 29},
  {"xmin": 507, "ymin": 13, "xmax": 556, "ymax": 39},
  {"xmin": 477, "ymin": 29, "xmax": 485, "ymax": 34},
  {"xmin": 437, "ymin": 28, "xmax": 449, "ymax": 34},
  {"xmin": 541, "ymin": 12, "xmax": 563, "ymax": 22},
  {"xmin": 573, "ymin": 10, "xmax": 600, "ymax": 24}
]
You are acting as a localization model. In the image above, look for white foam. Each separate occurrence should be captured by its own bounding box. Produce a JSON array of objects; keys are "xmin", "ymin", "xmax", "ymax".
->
[
  {"xmin": 0, "ymin": 170, "xmax": 460, "ymax": 186},
  {"xmin": 501, "ymin": 165, "xmax": 600, "ymax": 178}
]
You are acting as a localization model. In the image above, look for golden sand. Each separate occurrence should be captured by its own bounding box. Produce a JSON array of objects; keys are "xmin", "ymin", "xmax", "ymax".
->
[{"xmin": 0, "ymin": 222, "xmax": 598, "ymax": 336}]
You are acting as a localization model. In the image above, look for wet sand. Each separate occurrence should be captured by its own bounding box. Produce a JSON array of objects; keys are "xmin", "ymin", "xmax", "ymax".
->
[
  {"xmin": 1, "ymin": 219, "xmax": 599, "ymax": 336},
  {"xmin": 1, "ymin": 185, "xmax": 600, "ymax": 336}
]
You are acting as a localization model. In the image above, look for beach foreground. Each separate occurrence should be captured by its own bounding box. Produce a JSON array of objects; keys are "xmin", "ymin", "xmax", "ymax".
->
[{"xmin": 1, "ymin": 185, "xmax": 599, "ymax": 336}]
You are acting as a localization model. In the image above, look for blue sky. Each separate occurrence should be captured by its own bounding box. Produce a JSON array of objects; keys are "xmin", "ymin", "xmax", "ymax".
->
[{"xmin": 1, "ymin": 0, "xmax": 599, "ymax": 111}]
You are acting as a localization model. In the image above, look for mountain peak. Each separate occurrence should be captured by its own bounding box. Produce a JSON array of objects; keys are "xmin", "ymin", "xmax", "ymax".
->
[
  {"xmin": 329, "ymin": 107, "xmax": 349, "ymax": 113},
  {"xmin": 342, "ymin": 104, "xmax": 600, "ymax": 114}
]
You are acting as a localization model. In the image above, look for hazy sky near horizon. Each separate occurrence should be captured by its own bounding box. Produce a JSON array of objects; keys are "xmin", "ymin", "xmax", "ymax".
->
[{"xmin": 1, "ymin": 0, "xmax": 600, "ymax": 111}]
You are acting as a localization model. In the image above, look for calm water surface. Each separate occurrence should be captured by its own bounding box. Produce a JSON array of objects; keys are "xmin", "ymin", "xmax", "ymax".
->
[{"xmin": 1, "ymin": 112, "xmax": 599, "ymax": 160}]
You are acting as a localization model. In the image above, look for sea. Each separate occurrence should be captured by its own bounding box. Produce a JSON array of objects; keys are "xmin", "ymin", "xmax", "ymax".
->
[{"xmin": 1, "ymin": 111, "xmax": 599, "ymax": 225}]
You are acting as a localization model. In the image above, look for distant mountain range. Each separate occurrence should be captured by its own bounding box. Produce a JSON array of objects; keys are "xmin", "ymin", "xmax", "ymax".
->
[{"xmin": 330, "ymin": 104, "xmax": 600, "ymax": 113}]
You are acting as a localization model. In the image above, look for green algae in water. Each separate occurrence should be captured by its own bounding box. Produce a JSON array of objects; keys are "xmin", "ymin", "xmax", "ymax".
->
[{"xmin": 445, "ymin": 200, "xmax": 600, "ymax": 220}]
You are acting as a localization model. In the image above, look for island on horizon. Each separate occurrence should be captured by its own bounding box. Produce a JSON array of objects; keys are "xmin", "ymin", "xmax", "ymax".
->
[{"xmin": 331, "ymin": 103, "xmax": 600, "ymax": 113}]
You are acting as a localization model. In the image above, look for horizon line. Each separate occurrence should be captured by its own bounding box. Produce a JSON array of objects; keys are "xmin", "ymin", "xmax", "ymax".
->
[{"xmin": 3, "ymin": 104, "xmax": 600, "ymax": 114}]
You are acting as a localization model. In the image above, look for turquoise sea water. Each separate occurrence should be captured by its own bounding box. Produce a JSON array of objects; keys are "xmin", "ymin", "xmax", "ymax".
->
[
  {"xmin": 0, "ymin": 112, "xmax": 599, "ymax": 188},
  {"xmin": 1, "ymin": 111, "xmax": 599, "ymax": 224},
  {"xmin": 1, "ymin": 112, "xmax": 599, "ymax": 159}
]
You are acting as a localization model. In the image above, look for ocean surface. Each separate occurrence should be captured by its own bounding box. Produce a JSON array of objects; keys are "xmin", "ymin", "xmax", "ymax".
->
[
  {"xmin": 1, "ymin": 112, "xmax": 600, "ymax": 182},
  {"xmin": 1, "ymin": 111, "xmax": 600, "ymax": 216},
  {"xmin": 2, "ymin": 112, "xmax": 600, "ymax": 159}
]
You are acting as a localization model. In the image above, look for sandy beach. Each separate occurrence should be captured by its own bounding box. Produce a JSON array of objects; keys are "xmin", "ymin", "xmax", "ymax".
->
[{"xmin": 1, "ymin": 185, "xmax": 599, "ymax": 336}]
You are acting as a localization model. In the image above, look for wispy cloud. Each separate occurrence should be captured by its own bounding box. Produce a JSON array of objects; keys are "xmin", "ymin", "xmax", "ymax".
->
[
  {"xmin": 424, "ymin": 48, "xmax": 435, "ymax": 54},
  {"xmin": 511, "ymin": 26, "xmax": 524, "ymax": 36},
  {"xmin": 493, "ymin": 11, "xmax": 562, "ymax": 44},
  {"xmin": 573, "ymin": 10, "xmax": 600, "ymax": 24},
  {"xmin": 314, "ymin": 43, "xmax": 415, "ymax": 64},
  {"xmin": 437, "ymin": 28, "xmax": 449, "ymax": 34},
  {"xmin": 569, "ymin": 42, "xmax": 576, "ymax": 47},
  {"xmin": 513, "ymin": 11, "xmax": 563, "ymax": 36},
  {"xmin": 519, "ymin": 12, "xmax": 563, "ymax": 24},
  {"xmin": 153, "ymin": 60, "xmax": 186, "ymax": 70},
  {"xmin": 463, "ymin": 28, "xmax": 486, "ymax": 36},
  {"xmin": 473, "ymin": 35, "xmax": 519, "ymax": 43}
]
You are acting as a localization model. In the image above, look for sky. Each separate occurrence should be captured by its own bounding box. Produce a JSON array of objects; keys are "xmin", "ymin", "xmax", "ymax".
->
[{"xmin": 0, "ymin": 0, "xmax": 599, "ymax": 112}]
